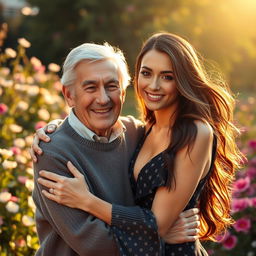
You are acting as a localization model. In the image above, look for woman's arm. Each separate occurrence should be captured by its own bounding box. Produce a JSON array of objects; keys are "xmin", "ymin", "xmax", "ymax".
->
[
  {"xmin": 38, "ymin": 161, "xmax": 113, "ymax": 224},
  {"xmin": 38, "ymin": 160, "xmax": 200, "ymax": 243},
  {"xmin": 151, "ymin": 121, "xmax": 213, "ymax": 237}
]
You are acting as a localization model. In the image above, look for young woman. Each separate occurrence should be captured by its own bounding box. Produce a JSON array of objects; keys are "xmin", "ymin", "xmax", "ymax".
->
[{"xmin": 33, "ymin": 33, "xmax": 242, "ymax": 255}]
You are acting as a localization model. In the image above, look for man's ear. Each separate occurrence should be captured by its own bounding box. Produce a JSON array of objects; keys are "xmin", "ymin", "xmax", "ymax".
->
[
  {"xmin": 121, "ymin": 88, "xmax": 126, "ymax": 104},
  {"xmin": 62, "ymin": 86, "xmax": 75, "ymax": 107}
]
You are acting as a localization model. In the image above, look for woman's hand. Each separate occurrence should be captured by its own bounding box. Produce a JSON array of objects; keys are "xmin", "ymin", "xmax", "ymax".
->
[
  {"xmin": 38, "ymin": 161, "xmax": 92, "ymax": 211},
  {"xmin": 163, "ymin": 208, "xmax": 200, "ymax": 244},
  {"xmin": 30, "ymin": 119, "xmax": 62, "ymax": 162}
]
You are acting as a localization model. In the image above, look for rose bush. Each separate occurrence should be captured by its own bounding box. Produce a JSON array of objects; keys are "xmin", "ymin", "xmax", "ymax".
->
[
  {"xmin": 0, "ymin": 24, "xmax": 68, "ymax": 256},
  {"xmin": 205, "ymin": 96, "xmax": 256, "ymax": 256}
]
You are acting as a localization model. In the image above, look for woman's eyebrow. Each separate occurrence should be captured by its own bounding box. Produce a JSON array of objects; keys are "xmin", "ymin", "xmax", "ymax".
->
[{"xmin": 141, "ymin": 66, "xmax": 173, "ymax": 74}]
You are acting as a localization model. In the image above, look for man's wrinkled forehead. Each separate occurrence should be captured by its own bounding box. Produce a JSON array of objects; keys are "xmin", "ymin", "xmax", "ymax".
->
[{"xmin": 75, "ymin": 58, "xmax": 123, "ymax": 87}]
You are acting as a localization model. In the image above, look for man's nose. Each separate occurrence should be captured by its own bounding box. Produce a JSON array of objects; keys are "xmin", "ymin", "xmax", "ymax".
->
[{"xmin": 96, "ymin": 88, "xmax": 110, "ymax": 104}]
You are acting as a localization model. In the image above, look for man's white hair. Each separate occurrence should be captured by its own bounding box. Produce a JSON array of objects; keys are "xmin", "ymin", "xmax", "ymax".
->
[{"xmin": 61, "ymin": 42, "xmax": 131, "ymax": 89}]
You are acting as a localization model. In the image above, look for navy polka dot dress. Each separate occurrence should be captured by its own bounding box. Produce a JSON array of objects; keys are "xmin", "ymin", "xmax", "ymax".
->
[{"xmin": 111, "ymin": 128, "xmax": 216, "ymax": 256}]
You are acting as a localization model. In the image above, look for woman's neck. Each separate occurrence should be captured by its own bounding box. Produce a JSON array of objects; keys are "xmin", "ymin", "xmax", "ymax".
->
[{"xmin": 153, "ymin": 105, "xmax": 177, "ymax": 130}]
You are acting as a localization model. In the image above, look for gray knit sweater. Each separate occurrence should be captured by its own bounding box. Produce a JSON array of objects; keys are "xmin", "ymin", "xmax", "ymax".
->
[{"xmin": 32, "ymin": 116, "xmax": 144, "ymax": 256}]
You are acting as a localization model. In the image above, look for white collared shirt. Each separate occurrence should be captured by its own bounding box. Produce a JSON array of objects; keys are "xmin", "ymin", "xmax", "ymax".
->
[{"xmin": 68, "ymin": 109, "xmax": 125, "ymax": 143}]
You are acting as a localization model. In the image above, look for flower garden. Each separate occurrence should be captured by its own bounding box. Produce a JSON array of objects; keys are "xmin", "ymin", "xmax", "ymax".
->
[{"xmin": 0, "ymin": 25, "xmax": 255, "ymax": 255}]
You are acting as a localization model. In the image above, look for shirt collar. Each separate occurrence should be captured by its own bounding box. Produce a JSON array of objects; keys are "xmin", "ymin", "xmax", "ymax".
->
[{"xmin": 68, "ymin": 108, "xmax": 125, "ymax": 143}]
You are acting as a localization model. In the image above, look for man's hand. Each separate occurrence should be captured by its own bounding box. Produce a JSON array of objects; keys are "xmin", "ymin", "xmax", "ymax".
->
[
  {"xmin": 30, "ymin": 119, "xmax": 62, "ymax": 162},
  {"xmin": 163, "ymin": 208, "xmax": 200, "ymax": 244}
]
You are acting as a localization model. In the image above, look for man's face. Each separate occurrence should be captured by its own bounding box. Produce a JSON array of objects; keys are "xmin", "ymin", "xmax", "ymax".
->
[{"xmin": 63, "ymin": 59, "xmax": 125, "ymax": 137}]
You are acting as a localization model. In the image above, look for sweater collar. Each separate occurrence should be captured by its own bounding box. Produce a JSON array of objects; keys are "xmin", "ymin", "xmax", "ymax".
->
[{"xmin": 68, "ymin": 108, "xmax": 126, "ymax": 143}]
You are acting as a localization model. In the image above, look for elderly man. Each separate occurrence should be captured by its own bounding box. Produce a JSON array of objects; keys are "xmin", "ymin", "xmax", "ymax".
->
[{"xmin": 32, "ymin": 42, "xmax": 199, "ymax": 256}]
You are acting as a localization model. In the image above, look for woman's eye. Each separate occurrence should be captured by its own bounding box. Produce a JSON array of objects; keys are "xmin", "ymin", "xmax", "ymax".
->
[
  {"xmin": 140, "ymin": 71, "xmax": 150, "ymax": 77},
  {"xmin": 162, "ymin": 75, "xmax": 174, "ymax": 81}
]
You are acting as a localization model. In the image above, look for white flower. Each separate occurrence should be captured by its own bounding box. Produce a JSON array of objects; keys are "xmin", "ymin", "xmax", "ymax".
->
[
  {"xmin": 25, "ymin": 135, "xmax": 34, "ymax": 146},
  {"xmin": 21, "ymin": 6, "xmax": 33, "ymax": 16},
  {"xmin": 18, "ymin": 38, "xmax": 31, "ymax": 48},
  {"xmin": 21, "ymin": 6, "xmax": 39, "ymax": 16},
  {"xmin": 2, "ymin": 160, "xmax": 17, "ymax": 169},
  {"xmin": 5, "ymin": 48, "xmax": 17, "ymax": 58},
  {"xmin": 27, "ymin": 76, "xmax": 34, "ymax": 84},
  {"xmin": 14, "ymin": 138, "xmax": 26, "ymax": 148},
  {"xmin": 17, "ymin": 101, "xmax": 29, "ymax": 111},
  {"xmin": 0, "ymin": 67, "xmax": 10, "ymax": 76},
  {"xmin": 48, "ymin": 63, "xmax": 60, "ymax": 72},
  {"xmin": 26, "ymin": 167, "xmax": 34, "ymax": 176},
  {"xmin": 15, "ymin": 155, "xmax": 27, "ymax": 164},
  {"xmin": 27, "ymin": 85, "xmax": 39, "ymax": 96},
  {"xmin": 9, "ymin": 124, "xmax": 23, "ymax": 133},
  {"xmin": 30, "ymin": 56, "xmax": 42, "ymax": 68},
  {"xmin": 28, "ymin": 196, "xmax": 36, "ymax": 212},
  {"xmin": 252, "ymin": 241, "xmax": 256, "ymax": 248},
  {"xmin": 34, "ymin": 73, "xmax": 47, "ymax": 83},
  {"xmin": 0, "ymin": 148, "xmax": 13, "ymax": 158},
  {"xmin": 22, "ymin": 215, "xmax": 35, "ymax": 226},
  {"xmin": 38, "ymin": 108, "xmax": 50, "ymax": 121},
  {"xmin": 0, "ymin": 79, "xmax": 13, "ymax": 87},
  {"xmin": 247, "ymin": 252, "xmax": 255, "ymax": 256},
  {"xmin": 25, "ymin": 179, "xmax": 34, "ymax": 192},
  {"xmin": 6, "ymin": 201, "xmax": 19, "ymax": 213},
  {"xmin": 43, "ymin": 94, "xmax": 55, "ymax": 105},
  {"xmin": 14, "ymin": 83, "xmax": 28, "ymax": 92},
  {"xmin": 0, "ymin": 191, "xmax": 12, "ymax": 203}
]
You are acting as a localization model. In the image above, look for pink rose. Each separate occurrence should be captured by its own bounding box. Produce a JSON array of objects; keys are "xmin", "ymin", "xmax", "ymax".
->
[
  {"xmin": 35, "ymin": 121, "xmax": 47, "ymax": 130},
  {"xmin": 0, "ymin": 103, "xmax": 8, "ymax": 114},
  {"xmin": 248, "ymin": 140, "xmax": 256, "ymax": 150},
  {"xmin": 247, "ymin": 184, "xmax": 256, "ymax": 196},
  {"xmin": 15, "ymin": 239, "xmax": 26, "ymax": 247},
  {"xmin": 232, "ymin": 176, "xmax": 250, "ymax": 193},
  {"xmin": 222, "ymin": 234, "xmax": 238, "ymax": 250},
  {"xmin": 10, "ymin": 146, "xmax": 21, "ymax": 155},
  {"xmin": 247, "ymin": 167, "xmax": 256, "ymax": 179},
  {"xmin": 207, "ymin": 249, "xmax": 214, "ymax": 255},
  {"xmin": 233, "ymin": 218, "xmax": 251, "ymax": 233},
  {"xmin": 18, "ymin": 176, "xmax": 28, "ymax": 184},
  {"xmin": 10, "ymin": 196, "xmax": 19, "ymax": 202},
  {"xmin": 216, "ymin": 231, "xmax": 230, "ymax": 242},
  {"xmin": 231, "ymin": 198, "xmax": 250, "ymax": 213},
  {"xmin": 249, "ymin": 197, "xmax": 256, "ymax": 207},
  {"xmin": 250, "ymin": 157, "xmax": 256, "ymax": 166}
]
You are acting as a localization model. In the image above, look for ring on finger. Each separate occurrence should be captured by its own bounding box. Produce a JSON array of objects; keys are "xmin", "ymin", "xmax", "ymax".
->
[{"xmin": 49, "ymin": 188, "xmax": 55, "ymax": 194}]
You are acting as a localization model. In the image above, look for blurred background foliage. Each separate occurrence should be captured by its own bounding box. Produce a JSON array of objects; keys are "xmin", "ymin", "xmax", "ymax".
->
[{"xmin": 1, "ymin": 0, "xmax": 256, "ymax": 91}]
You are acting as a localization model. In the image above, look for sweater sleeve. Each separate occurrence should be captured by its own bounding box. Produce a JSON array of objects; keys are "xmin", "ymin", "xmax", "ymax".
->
[
  {"xmin": 111, "ymin": 204, "xmax": 163, "ymax": 256},
  {"xmin": 33, "ymin": 151, "xmax": 119, "ymax": 256}
]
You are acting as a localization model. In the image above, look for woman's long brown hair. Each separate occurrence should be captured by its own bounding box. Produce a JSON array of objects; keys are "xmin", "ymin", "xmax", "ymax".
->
[{"xmin": 134, "ymin": 32, "xmax": 243, "ymax": 240}]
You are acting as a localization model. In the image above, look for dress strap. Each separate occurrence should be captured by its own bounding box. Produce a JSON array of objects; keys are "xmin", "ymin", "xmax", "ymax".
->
[
  {"xmin": 144, "ymin": 124, "xmax": 154, "ymax": 138},
  {"xmin": 209, "ymin": 134, "xmax": 217, "ymax": 171},
  {"xmin": 201, "ymin": 134, "xmax": 217, "ymax": 181}
]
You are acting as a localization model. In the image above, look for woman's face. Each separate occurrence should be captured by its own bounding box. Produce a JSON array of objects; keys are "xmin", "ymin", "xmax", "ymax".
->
[{"xmin": 137, "ymin": 49, "xmax": 179, "ymax": 113}]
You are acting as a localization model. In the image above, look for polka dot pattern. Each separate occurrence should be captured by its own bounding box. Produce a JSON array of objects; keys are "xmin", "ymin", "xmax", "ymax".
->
[
  {"xmin": 110, "ymin": 129, "xmax": 216, "ymax": 255},
  {"xmin": 111, "ymin": 205, "xmax": 163, "ymax": 255}
]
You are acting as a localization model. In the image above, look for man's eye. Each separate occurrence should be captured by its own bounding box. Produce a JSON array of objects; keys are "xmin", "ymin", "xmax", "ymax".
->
[
  {"xmin": 107, "ymin": 84, "xmax": 119, "ymax": 90},
  {"xmin": 84, "ymin": 86, "xmax": 96, "ymax": 91}
]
